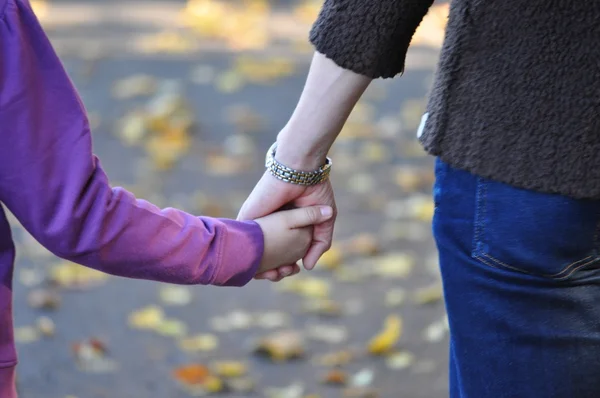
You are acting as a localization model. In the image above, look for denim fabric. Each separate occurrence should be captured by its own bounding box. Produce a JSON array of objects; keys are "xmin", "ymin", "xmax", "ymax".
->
[{"xmin": 433, "ymin": 159, "xmax": 600, "ymax": 398}]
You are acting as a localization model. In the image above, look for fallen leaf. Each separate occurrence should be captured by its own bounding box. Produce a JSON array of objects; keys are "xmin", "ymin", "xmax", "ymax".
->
[
  {"xmin": 413, "ymin": 284, "xmax": 444, "ymax": 305},
  {"xmin": 50, "ymin": 261, "xmax": 108, "ymax": 289},
  {"xmin": 306, "ymin": 324, "xmax": 348, "ymax": 344},
  {"xmin": 372, "ymin": 253, "xmax": 414, "ymax": 278},
  {"xmin": 36, "ymin": 316, "xmax": 55, "ymax": 337},
  {"xmin": 321, "ymin": 369, "xmax": 348, "ymax": 386},
  {"xmin": 302, "ymin": 299, "xmax": 344, "ymax": 317},
  {"xmin": 172, "ymin": 364, "xmax": 224, "ymax": 393},
  {"xmin": 159, "ymin": 285, "xmax": 193, "ymax": 306},
  {"xmin": 15, "ymin": 326, "xmax": 39, "ymax": 344},
  {"xmin": 254, "ymin": 330, "xmax": 305, "ymax": 362},
  {"xmin": 312, "ymin": 350, "xmax": 355, "ymax": 367},
  {"xmin": 210, "ymin": 360, "xmax": 247, "ymax": 378},
  {"xmin": 28, "ymin": 288, "xmax": 61, "ymax": 310},
  {"xmin": 317, "ymin": 247, "xmax": 343, "ymax": 270},
  {"xmin": 179, "ymin": 334, "xmax": 219, "ymax": 352},
  {"xmin": 351, "ymin": 369, "xmax": 374, "ymax": 387},
  {"xmin": 111, "ymin": 74, "xmax": 157, "ymax": 100},
  {"xmin": 385, "ymin": 351, "xmax": 415, "ymax": 370},
  {"xmin": 72, "ymin": 338, "xmax": 117, "ymax": 373},
  {"xmin": 128, "ymin": 306, "xmax": 165, "ymax": 330},
  {"xmin": 225, "ymin": 377, "xmax": 255, "ymax": 393},
  {"xmin": 254, "ymin": 311, "xmax": 290, "ymax": 329},
  {"xmin": 368, "ymin": 315, "xmax": 402, "ymax": 355},
  {"xmin": 156, "ymin": 318, "xmax": 187, "ymax": 337},
  {"xmin": 384, "ymin": 288, "xmax": 407, "ymax": 308},
  {"xmin": 264, "ymin": 382, "xmax": 305, "ymax": 398},
  {"xmin": 343, "ymin": 234, "xmax": 380, "ymax": 256},
  {"xmin": 278, "ymin": 277, "xmax": 330, "ymax": 298},
  {"xmin": 423, "ymin": 317, "xmax": 449, "ymax": 342}
]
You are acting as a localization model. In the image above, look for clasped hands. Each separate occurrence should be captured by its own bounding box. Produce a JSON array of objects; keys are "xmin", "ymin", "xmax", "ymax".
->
[{"xmin": 237, "ymin": 169, "xmax": 336, "ymax": 283}]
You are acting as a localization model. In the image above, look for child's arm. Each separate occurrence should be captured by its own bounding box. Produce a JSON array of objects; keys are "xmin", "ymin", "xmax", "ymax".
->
[{"xmin": 0, "ymin": 0, "xmax": 261, "ymax": 287}]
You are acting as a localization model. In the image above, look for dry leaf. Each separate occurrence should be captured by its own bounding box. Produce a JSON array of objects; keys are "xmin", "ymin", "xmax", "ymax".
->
[
  {"xmin": 318, "ymin": 247, "xmax": 343, "ymax": 270},
  {"xmin": 156, "ymin": 318, "xmax": 187, "ymax": 337},
  {"xmin": 344, "ymin": 234, "xmax": 380, "ymax": 256},
  {"xmin": 179, "ymin": 334, "xmax": 219, "ymax": 352},
  {"xmin": 172, "ymin": 364, "xmax": 224, "ymax": 393},
  {"xmin": 264, "ymin": 382, "xmax": 305, "ymax": 398},
  {"xmin": 372, "ymin": 253, "xmax": 414, "ymax": 278},
  {"xmin": 50, "ymin": 261, "xmax": 108, "ymax": 289},
  {"xmin": 210, "ymin": 360, "xmax": 247, "ymax": 378},
  {"xmin": 28, "ymin": 289, "xmax": 61, "ymax": 310},
  {"xmin": 367, "ymin": 315, "xmax": 402, "ymax": 355},
  {"xmin": 72, "ymin": 338, "xmax": 117, "ymax": 373},
  {"xmin": 413, "ymin": 284, "xmax": 444, "ymax": 305},
  {"xmin": 384, "ymin": 288, "xmax": 407, "ymax": 308},
  {"xmin": 306, "ymin": 324, "xmax": 348, "ymax": 344},
  {"xmin": 112, "ymin": 75, "xmax": 157, "ymax": 99},
  {"xmin": 128, "ymin": 306, "xmax": 165, "ymax": 330},
  {"xmin": 254, "ymin": 330, "xmax": 305, "ymax": 362},
  {"xmin": 302, "ymin": 299, "xmax": 344, "ymax": 317},
  {"xmin": 321, "ymin": 369, "xmax": 348, "ymax": 386},
  {"xmin": 385, "ymin": 351, "xmax": 415, "ymax": 370},
  {"xmin": 278, "ymin": 277, "xmax": 330, "ymax": 298},
  {"xmin": 225, "ymin": 377, "xmax": 255, "ymax": 393},
  {"xmin": 37, "ymin": 316, "xmax": 55, "ymax": 337},
  {"xmin": 351, "ymin": 369, "xmax": 374, "ymax": 387},
  {"xmin": 312, "ymin": 350, "xmax": 355, "ymax": 367},
  {"xmin": 15, "ymin": 326, "xmax": 39, "ymax": 344},
  {"xmin": 254, "ymin": 311, "xmax": 290, "ymax": 329},
  {"xmin": 159, "ymin": 285, "xmax": 192, "ymax": 306}
]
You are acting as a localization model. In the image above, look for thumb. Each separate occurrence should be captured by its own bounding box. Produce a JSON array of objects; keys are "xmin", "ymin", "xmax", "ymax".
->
[{"xmin": 285, "ymin": 206, "xmax": 334, "ymax": 229}]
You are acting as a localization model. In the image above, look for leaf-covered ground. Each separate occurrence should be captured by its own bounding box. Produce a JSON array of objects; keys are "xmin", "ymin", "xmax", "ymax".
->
[{"xmin": 12, "ymin": 1, "xmax": 451, "ymax": 397}]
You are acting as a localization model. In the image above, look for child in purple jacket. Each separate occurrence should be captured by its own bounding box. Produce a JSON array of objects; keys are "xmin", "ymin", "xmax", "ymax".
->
[{"xmin": 0, "ymin": 1, "xmax": 333, "ymax": 395}]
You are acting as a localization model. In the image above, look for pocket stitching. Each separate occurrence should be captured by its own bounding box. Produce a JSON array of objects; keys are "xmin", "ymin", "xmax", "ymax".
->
[{"xmin": 472, "ymin": 178, "xmax": 600, "ymax": 279}]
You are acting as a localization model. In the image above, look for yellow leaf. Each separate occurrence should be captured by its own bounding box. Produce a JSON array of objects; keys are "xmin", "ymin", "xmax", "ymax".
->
[
  {"xmin": 210, "ymin": 360, "xmax": 248, "ymax": 378},
  {"xmin": 50, "ymin": 261, "xmax": 108, "ymax": 288},
  {"xmin": 318, "ymin": 247, "xmax": 343, "ymax": 270},
  {"xmin": 156, "ymin": 318, "xmax": 187, "ymax": 337},
  {"xmin": 128, "ymin": 306, "xmax": 165, "ymax": 330},
  {"xmin": 367, "ymin": 315, "xmax": 402, "ymax": 355},
  {"xmin": 179, "ymin": 334, "xmax": 219, "ymax": 352}
]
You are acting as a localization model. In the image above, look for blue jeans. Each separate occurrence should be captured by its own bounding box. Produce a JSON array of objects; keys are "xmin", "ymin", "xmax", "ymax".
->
[{"xmin": 433, "ymin": 159, "xmax": 600, "ymax": 398}]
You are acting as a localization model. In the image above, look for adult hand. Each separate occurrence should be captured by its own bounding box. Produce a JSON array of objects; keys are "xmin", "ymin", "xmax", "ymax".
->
[{"xmin": 238, "ymin": 171, "xmax": 337, "ymax": 282}]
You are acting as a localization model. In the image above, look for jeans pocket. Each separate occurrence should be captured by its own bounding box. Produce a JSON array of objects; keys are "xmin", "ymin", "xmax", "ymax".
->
[{"xmin": 472, "ymin": 177, "xmax": 600, "ymax": 280}]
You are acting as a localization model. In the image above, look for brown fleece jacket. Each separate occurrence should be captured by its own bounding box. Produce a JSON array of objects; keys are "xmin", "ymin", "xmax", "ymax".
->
[{"xmin": 310, "ymin": 0, "xmax": 600, "ymax": 199}]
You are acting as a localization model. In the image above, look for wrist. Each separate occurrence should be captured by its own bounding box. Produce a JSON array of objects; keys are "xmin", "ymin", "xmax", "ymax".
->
[{"xmin": 276, "ymin": 129, "xmax": 331, "ymax": 171}]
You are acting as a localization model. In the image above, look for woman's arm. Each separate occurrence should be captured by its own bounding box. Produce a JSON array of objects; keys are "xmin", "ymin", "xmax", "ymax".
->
[
  {"xmin": 0, "ymin": 0, "xmax": 263, "ymax": 287},
  {"xmin": 277, "ymin": 0, "xmax": 435, "ymax": 168},
  {"xmin": 238, "ymin": 0, "xmax": 434, "ymax": 279}
]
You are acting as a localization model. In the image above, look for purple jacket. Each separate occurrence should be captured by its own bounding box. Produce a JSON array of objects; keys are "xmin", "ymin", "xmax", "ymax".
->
[{"xmin": 0, "ymin": 1, "xmax": 264, "ymax": 395}]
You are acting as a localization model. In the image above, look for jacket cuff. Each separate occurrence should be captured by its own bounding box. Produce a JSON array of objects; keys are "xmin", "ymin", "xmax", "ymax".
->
[
  {"xmin": 309, "ymin": 0, "xmax": 433, "ymax": 79},
  {"xmin": 211, "ymin": 220, "xmax": 263, "ymax": 287},
  {"xmin": 0, "ymin": 365, "xmax": 17, "ymax": 398}
]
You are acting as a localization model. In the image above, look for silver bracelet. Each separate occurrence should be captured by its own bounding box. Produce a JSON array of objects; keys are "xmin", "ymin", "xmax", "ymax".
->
[{"xmin": 265, "ymin": 142, "xmax": 332, "ymax": 186}]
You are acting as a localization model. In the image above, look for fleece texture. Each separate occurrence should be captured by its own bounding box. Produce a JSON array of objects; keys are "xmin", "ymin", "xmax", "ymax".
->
[{"xmin": 311, "ymin": 0, "xmax": 600, "ymax": 199}]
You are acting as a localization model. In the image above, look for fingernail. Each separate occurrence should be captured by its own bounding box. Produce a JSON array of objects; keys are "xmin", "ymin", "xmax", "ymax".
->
[{"xmin": 320, "ymin": 206, "xmax": 333, "ymax": 217}]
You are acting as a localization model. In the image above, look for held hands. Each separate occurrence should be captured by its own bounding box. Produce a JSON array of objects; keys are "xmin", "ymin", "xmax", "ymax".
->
[
  {"xmin": 239, "ymin": 171, "xmax": 337, "ymax": 282},
  {"xmin": 253, "ymin": 205, "xmax": 334, "ymax": 281}
]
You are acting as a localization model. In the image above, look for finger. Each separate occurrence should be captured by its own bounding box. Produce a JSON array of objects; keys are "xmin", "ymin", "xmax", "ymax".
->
[
  {"xmin": 255, "ymin": 269, "xmax": 279, "ymax": 280},
  {"xmin": 302, "ymin": 219, "xmax": 334, "ymax": 270},
  {"xmin": 284, "ymin": 205, "xmax": 333, "ymax": 229},
  {"xmin": 276, "ymin": 264, "xmax": 296, "ymax": 278}
]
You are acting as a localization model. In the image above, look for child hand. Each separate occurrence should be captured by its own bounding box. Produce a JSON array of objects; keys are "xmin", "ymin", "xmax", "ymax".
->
[{"xmin": 254, "ymin": 205, "xmax": 334, "ymax": 275}]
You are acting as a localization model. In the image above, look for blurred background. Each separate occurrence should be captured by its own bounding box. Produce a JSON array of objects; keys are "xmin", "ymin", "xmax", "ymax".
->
[{"xmin": 11, "ymin": 0, "xmax": 450, "ymax": 397}]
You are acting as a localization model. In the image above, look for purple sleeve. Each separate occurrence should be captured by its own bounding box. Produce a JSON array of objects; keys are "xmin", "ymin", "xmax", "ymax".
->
[{"xmin": 0, "ymin": 0, "xmax": 263, "ymax": 287}]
